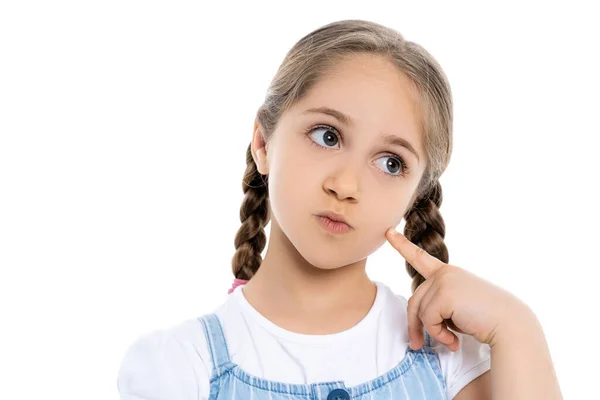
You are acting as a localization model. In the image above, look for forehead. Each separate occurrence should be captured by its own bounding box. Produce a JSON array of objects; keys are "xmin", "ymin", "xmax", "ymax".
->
[{"xmin": 290, "ymin": 54, "xmax": 424, "ymax": 155}]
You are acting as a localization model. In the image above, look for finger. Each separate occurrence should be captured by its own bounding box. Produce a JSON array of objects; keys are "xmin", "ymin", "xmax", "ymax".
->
[
  {"xmin": 386, "ymin": 228, "xmax": 444, "ymax": 280},
  {"xmin": 420, "ymin": 296, "xmax": 460, "ymax": 352},
  {"xmin": 442, "ymin": 320, "xmax": 460, "ymax": 352},
  {"xmin": 406, "ymin": 277, "xmax": 434, "ymax": 350},
  {"xmin": 445, "ymin": 318, "xmax": 466, "ymax": 335},
  {"xmin": 437, "ymin": 321, "xmax": 460, "ymax": 352},
  {"xmin": 417, "ymin": 282, "xmax": 459, "ymax": 351}
]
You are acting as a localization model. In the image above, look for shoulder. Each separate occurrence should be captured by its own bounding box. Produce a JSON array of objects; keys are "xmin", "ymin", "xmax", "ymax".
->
[
  {"xmin": 117, "ymin": 317, "xmax": 214, "ymax": 400},
  {"xmin": 390, "ymin": 289, "xmax": 491, "ymax": 399},
  {"xmin": 428, "ymin": 324, "xmax": 491, "ymax": 399}
]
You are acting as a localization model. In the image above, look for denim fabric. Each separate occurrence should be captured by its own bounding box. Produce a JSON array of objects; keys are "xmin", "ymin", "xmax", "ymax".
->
[{"xmin": 198, "ymin": 313, "xmax": 447, "ymax": 399}]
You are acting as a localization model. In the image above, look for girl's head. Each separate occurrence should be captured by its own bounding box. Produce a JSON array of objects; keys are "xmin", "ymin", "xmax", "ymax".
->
[{"xmin": 233, "ymin": 20, "xmax": 452, "ymax": 294}]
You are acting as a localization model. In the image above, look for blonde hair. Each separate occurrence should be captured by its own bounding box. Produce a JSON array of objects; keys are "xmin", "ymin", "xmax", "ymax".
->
[{"xmin": 232, "ymin": 19, "xmax": 453, "ymax": 294}]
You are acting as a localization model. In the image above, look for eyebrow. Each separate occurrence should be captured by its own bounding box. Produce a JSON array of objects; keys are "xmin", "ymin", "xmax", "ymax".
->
[{"xmin": 302, "ymin": 106, "xmax": 421, "ymax": 163}]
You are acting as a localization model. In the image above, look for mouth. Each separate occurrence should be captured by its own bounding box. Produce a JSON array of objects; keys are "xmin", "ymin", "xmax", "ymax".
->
[
  {"xmin": 315, "ymin": 211, "xmax": 353, "ymax": 233},
  {"xmin": 318, "ymin": 211, "xmax": 351, "ymax": 225}
]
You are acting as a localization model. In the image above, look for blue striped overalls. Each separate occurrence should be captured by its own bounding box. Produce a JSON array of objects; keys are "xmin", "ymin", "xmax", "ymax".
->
[{"xmin": 198, "ymin": 314, "xmax": 447, "ymax": 399}]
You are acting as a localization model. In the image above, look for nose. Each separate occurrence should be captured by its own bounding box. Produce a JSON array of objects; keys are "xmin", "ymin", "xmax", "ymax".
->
[{"xmin": 323, "ymin": 168, "xmax": 361, "ymax": 202}]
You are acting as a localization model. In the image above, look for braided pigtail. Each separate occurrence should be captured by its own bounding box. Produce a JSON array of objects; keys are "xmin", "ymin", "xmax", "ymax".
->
[
  {"xmin": 227, "ymin": 20, "xmax": 454, "ymax": 290},
  {"xmin": 403, "ymin": 180, "xmax": 449, "ymax": 294},
  {"xmin": 231, "ymin": 143, "xmax": 270, "ymax": 281}
]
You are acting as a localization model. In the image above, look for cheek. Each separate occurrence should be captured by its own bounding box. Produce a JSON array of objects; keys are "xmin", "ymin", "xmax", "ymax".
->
[
  {"xmin": 269, "ymin": 143, "xmax": 318, "ymax": 194},
  {"xmin": 361, "ymin": 177, "xmax": 412, "ymax": 222},
  {"xmin": 370, "ymin": 197, "xmax": 408, "ymax": 226},
  {"xmin": 266, "ymin": 150, "xmax": 315, "ymax": 222},
  {"xmin": 358, "ymin": 200, "xmax": 404, "ymax": 246}
]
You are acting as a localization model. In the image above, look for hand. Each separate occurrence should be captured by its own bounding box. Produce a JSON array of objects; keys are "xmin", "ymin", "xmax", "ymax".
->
[{"xmin": 385, "ymin": 228, "xmax": 532, "ymax": 351}]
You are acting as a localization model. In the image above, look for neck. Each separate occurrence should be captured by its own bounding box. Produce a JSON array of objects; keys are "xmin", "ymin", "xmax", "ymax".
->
[{"xmin": 241, "ymin": 219, "xmax": 376, "ymax": 331}]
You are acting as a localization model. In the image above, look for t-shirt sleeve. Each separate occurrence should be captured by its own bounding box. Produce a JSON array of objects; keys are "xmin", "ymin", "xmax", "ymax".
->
[
  {"xmin": 430, "ymin": 331, "xmax": 491, "ymax": 399},
  {"xmin": 117, "ymin": 328, "xmax": 210, "ymax": 400}
]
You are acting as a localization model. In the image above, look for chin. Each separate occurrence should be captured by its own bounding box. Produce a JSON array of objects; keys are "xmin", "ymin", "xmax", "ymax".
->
[
  {"xmin": 292, "ymin": 232, "xmax": 378, "ymax": 270},
  {"xmin": 281, "ymin": 234, "xmax": 343, "ymax": 270},
  {"xmin": 297, "ymin": 241, "xmax": 364, "ymax": 271},
  {"xmin": 276, "ymin": 214, "xmax": 383, "ymax": 270},
  {"xmin": 306, "ymin": 258, "xmax": 347, "ymax": 270}
]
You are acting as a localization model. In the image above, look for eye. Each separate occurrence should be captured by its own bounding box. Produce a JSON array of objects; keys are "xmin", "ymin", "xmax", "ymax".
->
[
  {"xmin": 374, "ymin": 155, "xmax": 409, "ymax": 178},
  {"xmin": 308, "ymin": 125, "xmax": 340, "ymax": 149},
  {"xmin": 306, "ymin": 124, "xmax": 410, "ymax": 178}
]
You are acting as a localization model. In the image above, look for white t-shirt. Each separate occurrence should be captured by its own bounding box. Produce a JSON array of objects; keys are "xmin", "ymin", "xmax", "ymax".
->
[{"xmin": 117, "ymin": 281, "xmax": 491, "ymax": 399}]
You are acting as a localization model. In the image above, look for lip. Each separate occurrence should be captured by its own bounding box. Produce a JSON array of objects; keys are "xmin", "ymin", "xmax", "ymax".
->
[
  {"xmin": 317, "ymin": 211, "xmax": 352, "ymax": 227},
  {"xmin": 315, "ymin": 211, "xmax": 353, "ymax": 234}
]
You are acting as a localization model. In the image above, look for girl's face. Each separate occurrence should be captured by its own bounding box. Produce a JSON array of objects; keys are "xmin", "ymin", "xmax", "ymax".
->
[{"xmin": 254, "ymin": 54, "xmax": 427, "ymax": 270}]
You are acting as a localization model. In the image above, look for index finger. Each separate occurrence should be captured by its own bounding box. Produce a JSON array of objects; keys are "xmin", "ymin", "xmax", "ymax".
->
[{"xmin": 385, "ymin": 228, "xmax": 444, "ymax": 280}]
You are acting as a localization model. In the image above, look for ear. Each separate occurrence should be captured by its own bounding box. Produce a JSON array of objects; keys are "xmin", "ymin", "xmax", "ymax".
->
[{"xmin": 251, "ymin": 119, "xmax": 269, "ymax": 175}]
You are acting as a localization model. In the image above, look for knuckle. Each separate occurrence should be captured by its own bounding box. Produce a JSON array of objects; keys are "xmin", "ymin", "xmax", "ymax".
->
[
  {"xmin": 444, "ymin": 263, "xmax": 457, "ymax": 274},
  {"xmin": 407, "ymin": 302, "xmax": 418, "ymax": 320},
  {"xmin": 436, "ymin": 266, "xmax": 454, "ymax": 284},
  {"xmin": 414, "ymin": 246, "xmax": 426, "ymax": 259},
  {"xmin": 417, "ymin": 305, "xmax": 427, "ymax": 320},
  {"xmin": 406, "ymin": 300, "xmax": 415, "ymax": 316}
]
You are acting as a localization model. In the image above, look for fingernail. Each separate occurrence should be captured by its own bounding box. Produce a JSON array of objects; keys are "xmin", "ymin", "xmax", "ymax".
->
[{"xmin": 389, "ymin": 228, "xmax": 398, "ymax": 236}]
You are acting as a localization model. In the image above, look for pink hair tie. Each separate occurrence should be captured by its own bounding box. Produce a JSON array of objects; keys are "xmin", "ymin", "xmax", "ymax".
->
[{"xmin": 228, "ymin": 278, "xmax": 248, "ymax": 294}]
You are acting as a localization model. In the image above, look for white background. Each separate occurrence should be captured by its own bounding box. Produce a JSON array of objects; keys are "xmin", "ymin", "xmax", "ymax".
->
[{"xmin": 1, "ymin": 1, "xmax": 598, "ymax": 398}]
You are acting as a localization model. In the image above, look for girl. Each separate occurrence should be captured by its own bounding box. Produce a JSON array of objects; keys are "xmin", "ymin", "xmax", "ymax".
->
[{"xmin": 118, "ymin": 19, "xmax": 561, "ymax": 399}]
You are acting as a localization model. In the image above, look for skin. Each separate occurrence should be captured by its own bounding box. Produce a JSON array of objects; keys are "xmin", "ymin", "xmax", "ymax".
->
[
  {"xmin": 244, "ymin": 53, "xmax": 426, "ymax": 333},
  {"xmin": 242, "ymin": 53, "xmax": 562, "ymax": 398},
  {"xmin": 386, "ymin": 229, "xmax": 562, "ymax": 398}
]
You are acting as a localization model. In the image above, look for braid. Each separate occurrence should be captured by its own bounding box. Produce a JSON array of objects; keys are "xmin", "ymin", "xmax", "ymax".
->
[
  {"xmin": 231, "ymin": 143, "xmax": 270, "ymax": 280},
  {"xmin": 403, "ymin": 180, "xmax": 449, "ymax": 294}
]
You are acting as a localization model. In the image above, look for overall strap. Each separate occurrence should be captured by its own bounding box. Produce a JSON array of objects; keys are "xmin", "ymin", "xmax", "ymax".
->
[
  {"xmin": 423, "ymin": 329, "xmax": 432, "ymax": 347},
  {"xmin": 198, "ymin": 313, "xmax": 232, "ymax": 371}
]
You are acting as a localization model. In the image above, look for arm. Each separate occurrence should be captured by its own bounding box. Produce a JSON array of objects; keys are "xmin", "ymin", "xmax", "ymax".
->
[
  {"xmin": 454, "ymin": 370, "xmax": 491, "ymax": 400},
  {"xmin": 488, "ymin": 305, "xmax": 562, "ymax": 399},
  {"xmin": 385, "ymin": 230, "xmax": 562, "ymax": 399},
  {"xmin": 455, "ymin": 305, "xmax": 562, "ymax": 400}
]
